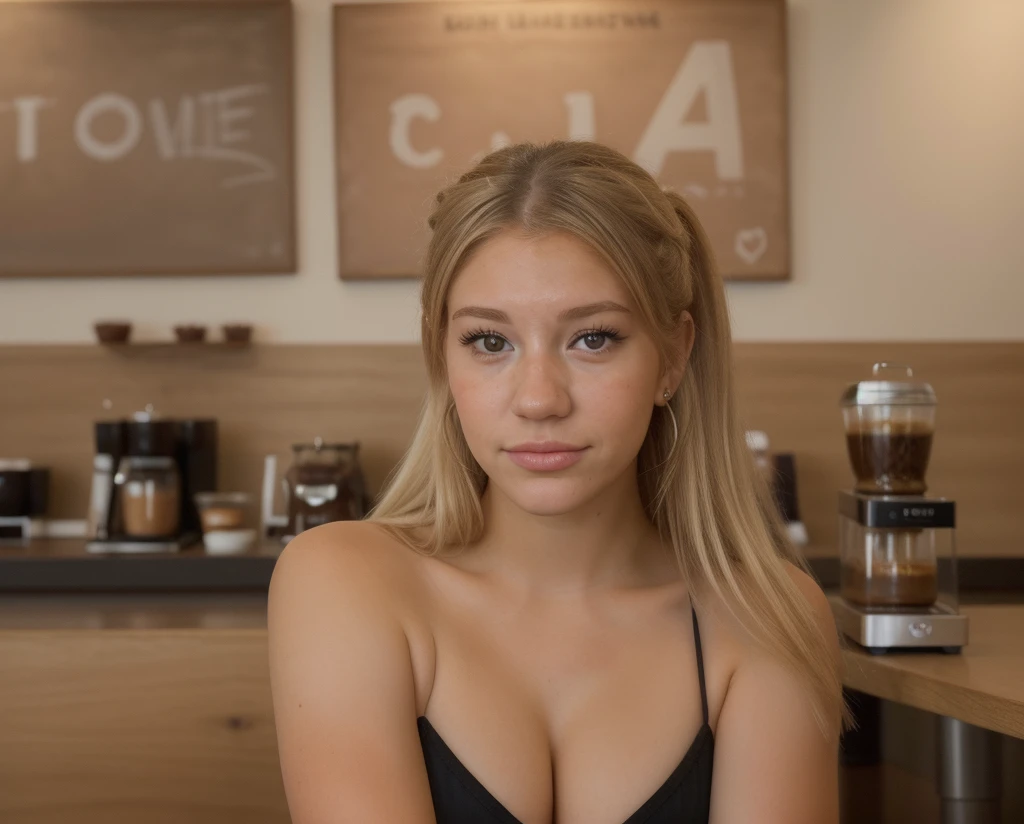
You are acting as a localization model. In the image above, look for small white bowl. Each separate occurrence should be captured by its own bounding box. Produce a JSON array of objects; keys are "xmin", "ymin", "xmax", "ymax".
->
[{"xmin": 202, "ymin": 528, "xmax": 257, "ymax": 555}]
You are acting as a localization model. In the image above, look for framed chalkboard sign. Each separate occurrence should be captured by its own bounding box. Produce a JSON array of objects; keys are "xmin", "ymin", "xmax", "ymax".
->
[
  {"xmin": 0, "ymin": 0, "xmax": 296, "ymax": 277},
  {"xmin": 333, "ymin": 0, "xmax": 788, "ymax": 281}
]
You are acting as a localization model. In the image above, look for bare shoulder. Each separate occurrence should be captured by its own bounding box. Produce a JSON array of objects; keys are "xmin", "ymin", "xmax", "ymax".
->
[
  {"xmin": 267, "ymin": 520, "xmax": 438, "ymax": 705},
  {"xmin": 784, "ymin": 561, "xmax": 838, "ymax": 638},
  {"xmin": 268, "ymin": 518, "xmax": 439, "ymax": 686},
  {"xmin": 267, "ymin": 521, "xmax": 408, "ymax": 671},
  {"xmin": 704, "ymin": 560, "xmax": 841, "ymax": 824},
  {"xmin": 695, "ymin": 560, "xmax": 837, "ymax": 660},
  {"xmin": 267, "ymin": 521, "xmax": 438, "ymax": 823},
  {"xmin": 270, "ymin": 519, "xmax": 426, "ymax": 600}
]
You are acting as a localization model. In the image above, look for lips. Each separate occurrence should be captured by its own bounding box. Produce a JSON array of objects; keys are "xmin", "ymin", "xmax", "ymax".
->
[
  {"xmin": 506, "ymin": 441, "xmax": 584, "ymax": 453},
  {"xmin": 504, "ymin": 443, "xmax": 588, "ymax": 471}
]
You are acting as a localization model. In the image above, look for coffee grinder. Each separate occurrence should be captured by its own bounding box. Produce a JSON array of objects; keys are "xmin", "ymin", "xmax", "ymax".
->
[
  {"xmin": 260, "ymin": 437, "xmax": 368, "ymax": 542},
  {"xmin": 829, "ymin": 363, "xmax": 969, "ymax": 654}
]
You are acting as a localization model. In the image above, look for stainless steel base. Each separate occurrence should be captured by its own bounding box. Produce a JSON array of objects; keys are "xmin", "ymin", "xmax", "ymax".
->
[{"xmin": 829, "ymin": 595, "xmax": 969, "ymax": 652}]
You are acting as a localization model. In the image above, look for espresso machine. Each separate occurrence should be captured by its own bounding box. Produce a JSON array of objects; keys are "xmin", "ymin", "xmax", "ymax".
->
[
  {"xmin": 829, "ymin": 363, "xmax": 969, "ymax": 654},
  {"xmin": 85, "ymin": 405, "xmax": 218, "ymax": 553}
]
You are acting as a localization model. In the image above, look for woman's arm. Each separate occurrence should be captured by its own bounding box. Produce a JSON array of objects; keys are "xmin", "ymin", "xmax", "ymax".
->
[
  {"xmin": 267, "ymin": 524, "xmax": 437, "ymax": 824},
  {"xmin": 708, "ymin": 567, "xmax": 842, "ymax": 824}
]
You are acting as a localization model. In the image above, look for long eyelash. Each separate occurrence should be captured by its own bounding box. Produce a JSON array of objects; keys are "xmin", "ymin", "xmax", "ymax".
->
[
  {"xmin": 571, "ymin": 325, "xmax": 626, "ymax": 348},
  {"xmin": 457, "ymin": 326, "xmax": 627, "ymax": 350},
  {"xmin": 458, "ymin": 327, "xmax": 499, "ymax": 346}
]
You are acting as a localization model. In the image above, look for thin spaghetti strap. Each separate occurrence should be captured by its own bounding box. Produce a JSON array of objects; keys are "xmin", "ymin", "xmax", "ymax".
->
[{"xmin": 691, "ymin": 605, "xmax": 709, "ymax": 726}]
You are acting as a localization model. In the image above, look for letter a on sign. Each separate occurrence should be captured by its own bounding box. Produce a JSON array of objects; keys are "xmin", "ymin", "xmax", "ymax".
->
[{"xmin": 634, "ymin": 41, "xmax": 744, "ymax": 180}]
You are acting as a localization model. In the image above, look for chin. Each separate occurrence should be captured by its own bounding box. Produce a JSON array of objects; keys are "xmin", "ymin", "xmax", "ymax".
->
[{"xmin": 490, "ymin": 474, "xmax": 598, "ymax": 517}]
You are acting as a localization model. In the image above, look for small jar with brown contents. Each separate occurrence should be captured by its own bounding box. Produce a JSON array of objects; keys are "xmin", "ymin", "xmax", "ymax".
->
[
  {"xmin": 194, "ymin": 492, "xmax": 256, "ymax": 554},
  {"xmin": 118, "ymin": 457, "xmax": 181, "ymax": 538}
]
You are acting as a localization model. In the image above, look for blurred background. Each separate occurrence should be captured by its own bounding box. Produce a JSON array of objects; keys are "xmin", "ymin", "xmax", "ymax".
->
[{"xmin": 1, "ymin": 0, "xmax": 1022, "ymax": 822}]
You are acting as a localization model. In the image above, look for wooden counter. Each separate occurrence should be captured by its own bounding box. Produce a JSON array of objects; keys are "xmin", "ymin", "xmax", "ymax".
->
[
  {"xmin": 842, "ymin": 605, "xmax": 1024, "ymax": 739},
  {"xmin": 5, "ymin": 537, "xmax": 1024, "ymax": 594},
  {"xmin": 0, "ymin": 593, "xmax": 283, "ymax": 824},
  {"xmin": 0, "ymin": 537, "xmax": 284, "ymax": 593},
  {"xmin": 0, "ymin": 592, "xmax": 268, "ymax": 629}
]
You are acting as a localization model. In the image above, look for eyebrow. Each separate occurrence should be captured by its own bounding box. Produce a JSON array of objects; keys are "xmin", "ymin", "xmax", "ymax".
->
[{"xmin": 450, "ymin": 300, "xmax": 632, "ymax": 324}]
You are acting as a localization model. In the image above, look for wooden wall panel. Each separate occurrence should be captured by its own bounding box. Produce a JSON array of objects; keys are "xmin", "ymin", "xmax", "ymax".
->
[
  {"xmin": 731, "ymin": 343, "xmax": 1024, "ymax": 558},
  {"xmin": 0, "ymin": 344, "xmax": 429, "ymax": 526},
  {"xmin": 1, "ymin": 342, "xmax": 1020, "ymax": 557}
]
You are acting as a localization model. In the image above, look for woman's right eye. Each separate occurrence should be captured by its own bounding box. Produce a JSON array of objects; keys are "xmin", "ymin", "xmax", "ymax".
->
[
  {"xmin": 478, "ymin": 335, "xmax": 508, "ymax": 354},
  {"xmin": 458, "ymin": 330, "xmax": 510, "ymax": 356}
]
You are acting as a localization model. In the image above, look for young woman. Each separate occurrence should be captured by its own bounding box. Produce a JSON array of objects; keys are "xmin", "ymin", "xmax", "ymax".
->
[{"xmin": 268, "ymin": 140, "xmax": 846, "ymax": 824}]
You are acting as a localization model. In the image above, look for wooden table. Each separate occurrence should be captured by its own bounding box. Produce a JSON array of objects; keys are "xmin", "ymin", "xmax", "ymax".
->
[
  {"xmin": 841, "ymin": 604, "xmax": 1024, "ymax": 824},
  {"xmin": 843, "ymin": 605, "xmax": 1024, "ymax": 739}
]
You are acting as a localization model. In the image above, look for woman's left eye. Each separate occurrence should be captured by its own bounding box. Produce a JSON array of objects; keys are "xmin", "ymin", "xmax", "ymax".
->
[{"xmin": 571, "ymin": 329, "xmax": 624, "ymax": 352}]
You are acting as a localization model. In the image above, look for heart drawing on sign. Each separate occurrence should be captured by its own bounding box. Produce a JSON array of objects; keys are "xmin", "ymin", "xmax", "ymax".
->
[{"xmin": 734, "ymin": 228, "xmax": 768, "ymax": 265}]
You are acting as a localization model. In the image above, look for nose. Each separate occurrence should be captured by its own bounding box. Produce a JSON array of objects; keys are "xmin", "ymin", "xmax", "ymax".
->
[{"xmin": 510, "ymin": 351, "xmax": 571, "ymax": 420}]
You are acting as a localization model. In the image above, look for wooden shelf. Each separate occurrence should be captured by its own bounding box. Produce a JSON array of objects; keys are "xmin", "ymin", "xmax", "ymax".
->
[{"xmin": 98, "ymin": 341, "xmax": 253, "ymax": 351}]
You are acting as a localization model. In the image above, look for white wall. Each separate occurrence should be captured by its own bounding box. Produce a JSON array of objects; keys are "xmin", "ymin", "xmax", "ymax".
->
[{"xmin": 1, "ymin": 0, "xmax": 1021, "ymax": 344}]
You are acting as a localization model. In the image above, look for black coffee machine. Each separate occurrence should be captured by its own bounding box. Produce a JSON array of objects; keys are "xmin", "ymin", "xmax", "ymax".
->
[
  {"xmin": 0, "ymin": 460, "xmax": 50, "ymax": 541},
  {"xmin": 85, "ymin": 405, "xmax": 217, "ymax": 553}
]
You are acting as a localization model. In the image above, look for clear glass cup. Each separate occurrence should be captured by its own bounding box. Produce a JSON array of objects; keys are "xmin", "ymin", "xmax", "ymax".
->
[{"xmin": 194, "ymin": 491, "xmax": 257, "ymax": 554}]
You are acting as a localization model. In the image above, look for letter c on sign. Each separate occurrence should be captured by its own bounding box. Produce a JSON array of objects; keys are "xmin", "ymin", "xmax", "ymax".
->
[
  {"xmin": 74, "ymin": 93, "xmax": 142, "ymax": 162},
  {"xmin": 389, "ymin": 94, "xmax": 443, "ymax": 169}
]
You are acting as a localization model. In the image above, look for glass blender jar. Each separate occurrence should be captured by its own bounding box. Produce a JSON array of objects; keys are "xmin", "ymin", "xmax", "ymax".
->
[{"xmin": 841, "ymin": 362, "xmax": 936, "ymax": 495}]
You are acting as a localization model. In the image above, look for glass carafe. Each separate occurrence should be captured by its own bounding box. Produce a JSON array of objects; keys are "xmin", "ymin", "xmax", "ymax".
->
[
  {"xmin": 840, "ymin": 525, "xmax": 939, "ymax": 608},
  {"xmin": 115, "ymin": 456, "xmax": 180, "ymax": 538}
]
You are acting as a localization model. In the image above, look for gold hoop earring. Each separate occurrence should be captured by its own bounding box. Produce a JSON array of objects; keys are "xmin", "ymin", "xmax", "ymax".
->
[{"xmin": 663, "ymin": 390, "xmax": 678, "ymax": 450}]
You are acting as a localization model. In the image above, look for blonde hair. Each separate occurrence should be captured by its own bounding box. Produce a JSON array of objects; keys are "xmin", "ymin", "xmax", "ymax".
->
[{"xmin": 367, "ymin": 139, "xmax": 845, "ymax": 739}]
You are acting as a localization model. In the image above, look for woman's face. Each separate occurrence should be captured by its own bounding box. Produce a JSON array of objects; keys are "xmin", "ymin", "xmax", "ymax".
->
[{"xmin": 444, "ymin": 228, "xmax": 685, "ymax": 516}]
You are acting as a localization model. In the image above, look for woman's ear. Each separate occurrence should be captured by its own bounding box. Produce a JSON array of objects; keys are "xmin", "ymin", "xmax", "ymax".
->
[{"xmin": 655, "ymin": 311, "xmax": 696, "ymax": 404}]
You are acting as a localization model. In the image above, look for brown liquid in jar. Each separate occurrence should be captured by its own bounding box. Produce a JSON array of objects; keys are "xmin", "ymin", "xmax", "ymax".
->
[
  {"xmin": 122, "ymin": 484, "xmax": 180, "ymax": 537},
  {"xmin": 841, "ymin": 559, "xmax": 938, "ymax": 608},
  {"xmin": 846, "ymin": 422, "xmax": 933, "ymax": 494}
]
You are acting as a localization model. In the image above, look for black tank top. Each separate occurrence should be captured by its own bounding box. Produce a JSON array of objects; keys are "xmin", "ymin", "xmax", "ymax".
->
[{"xmin": 417, "ymin": 606, "xmax": 714, "ymax": 823}]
